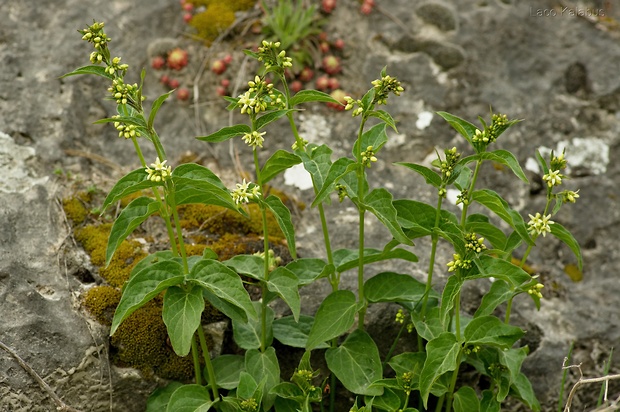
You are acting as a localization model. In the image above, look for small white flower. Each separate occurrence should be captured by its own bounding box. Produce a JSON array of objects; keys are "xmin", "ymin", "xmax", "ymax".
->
[
  {"xmin": 543, "ymin": 170, "xmax": 563, "ymax": 187},
  {"xmin": 527, "ymin": 212, "xmax": 554, "ymax": 237}
]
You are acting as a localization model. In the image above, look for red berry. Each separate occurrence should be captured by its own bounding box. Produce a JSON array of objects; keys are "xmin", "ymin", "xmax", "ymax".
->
[
  {"xmin": 222, "ymin": 54, "xmax": 233, "ymax": 65},
  {"xmin": 333, "ymin": 38, "xmax": 345, "ymax": 50},
  {"xmin": 220, "ymin": 78, "xmax": 230, "ymax": 88},
  {"xmin": 216, "ymin": 86, "xmax": 228, "ymax": 96},
  {"xmin": 290, "ymin": 80, "xmax": 303, "ymax": 94},
  {"xmin": 327, "ymin": 89, "xmax": 347, "ymax": 111},
  {"xmin": 322, "ymin": 55, "xmax": 341, "ymax": 75},
  {"xmin": 328, "ymin": 77, "xmax": 340, "ymax": 90},
  {"xmin": 160, "ymin": 74, "xmax": 170, "ymax": 85},
  {"xmin": 299, "ymin": 67, "xmax": 314, "ymax": 83},
  {"xmin": 151, "ymin": 56, "xmax": 166, "ymax": 70},
  {"xmin": 361, "ymin": 2, "xmax": 373, "ymax": 14},
  {"xmin": 319, "ymin": 41, "xmax": 330, "ymax": 54},
  {"xmin": 315, "ymin": 75, "xmax": 330, "ymax": 91},
  {"xmin": 168, "ymin": 78, "xmax": 180, "ymax": 89},
  {"xmin": 319, "ymin": 32, "xmax": 329, "ymax": 42},
  {"xmin": 182, "ymin": 2, "xmax": 193, "ymax": 11},
  {"xmin": 321, "ymin": 0, "xmax": 337, "ymax": 13},
  {"xmin": 167, "ymin": 48, "xmax": 189, "ymax": 70},
  {"xmin": 183, "ymin": 12, "xmax": 193, "ymax": 23},
  {"xmin": 176, "ymin": 87, "xmax": 190, "ymax": 101},
  {"xmin": 211, "ymin": 59, "xmax": 227, "ymax": 75}
]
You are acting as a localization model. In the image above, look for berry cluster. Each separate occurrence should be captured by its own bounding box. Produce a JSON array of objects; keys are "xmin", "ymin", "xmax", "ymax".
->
[{"xmin": 151, "ymin": 47, "xmax": 191, "ymax": 101}]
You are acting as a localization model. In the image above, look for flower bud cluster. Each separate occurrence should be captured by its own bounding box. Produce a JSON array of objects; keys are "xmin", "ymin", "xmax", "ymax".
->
[
  {"xmin": 472, "ymin": 113, "xmax": 510, "ymax": 146},
  {"xmin": 240, "ymin": 398, "xmax": 258, "ymax": 412},
  {"xmin": 343, "ymin": 96, "xmax": 363, "ymax": 116},
  {"xmin": 371, "ymin": 74, "xmax": 404, "ymax": 105},
  {"xmin": 145, "ymin": 157, "xmax": 172, "ymax": 182},
  {"xmin": 242, "ymin": 130, "xmax": 266, "ymax": 148},
  {"xmin": 80, "ymin": 21, "xmax": 110, "ymax": 49},
  {"xmin": 463, "ymin": 345, "xmax": 481, "ymax": 355},
  {"xmin": 113, "ymin": 116, "xmax": 141, "ymax": 139},
  {"xmin": 464, "ymin": 233, "xmax": 486, "ymax": 254},
  {"xmin": 237, "ymin": 76, "xmax": 283, "ymax": 115},
  {"xmin": 291, "ymin": 137, "xmax": 308, "ymax": 151},
  {"xmin": 108, "ymin": 79, "xmax": 138, "ymax": 105},
  {"xmin": 456, "ymin": 188, "xmax": 470, "ymax": 206},
  {"xmin": 399, "ymin": 372, "xmax": 415, "ymax": 393},
  {"xmin": 527, "ymin": 282, "xmax": 544, "ymax": 299},
  {"xmin": 256, "ymin": 41, "xmax": 293, "ymax": 71},
  {"xmin": 231, "ymin": 179, "xmax": 261, "ymax": 205},
  {"xmin": 336, "ymin": 184, "xmax": 347, "ymax": 203},
  {"xmin": 447, "ymin": 253, "xmax": 472, "ymax": 272},
  {"xmin": 560, "ymin": 190, "xmax": 579, "ymax": 203},
  {"xmin": 527, "ymin": 212, "xmax": 553, "ymax": 237},
  {"xmin": 253, "ymin": 249, "xmax": 282, "ymax": 272},
  {"xmin": 360, "ymin": 146, "xmax": 378, "ymax": 168},
  {"xmin": 395, "ymin": 308, "xmax": 406, "ymax": 324},
  {"xmin": 105, "ymin": 56, "xmax": 129, "ymax": 77},
  {"xmin": 440, "ymin": 147, "xmax": 461, "ymax": 180}
]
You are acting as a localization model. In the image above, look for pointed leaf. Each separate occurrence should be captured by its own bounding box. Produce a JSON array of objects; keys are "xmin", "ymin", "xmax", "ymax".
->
[
  {"xmin": 436, "ymin": 111, "xmax": 478, "ymax": 145},
  {"xmin": 368, "ymin": 110, "xmax": 398, "ymax": 132},
  {"xmin": 245, "ymin": 348, "xmax": 280, "ymax": 411},
  {"xmin": 223, "ymin": 254, "xmax": 266, "ymax": 281},
  {"xmin": 163, "ymin": 285, "xmax": 205, "ymax": 356},
  {"xmin": 260, "ymin": 150, "xmax": 302, "ymax": 185},
  {"xmin": 285, "ymin": 258, "xmax": 333, "ymax": 286},
  {"xmin": 419, "ymin": 332, "xmax": 461, "ymax": 407},
  {"xmin": 148, "ymin": 90, "xmax": 174, "ymax": 131},
  {"xmin": 481, "ymin": 150, "xmax": 528, "ymax": 183},
  {"xmin": 188, "ymin": 258, "xmax": 257, "ymax": 323},
  {"xmin": 272, "ymin": 315, "xmax": 329, "ymax": 349},
  {"xmin": 212, "ymin": 354, "xmax": 245, "ymax": 390},
  {"xmin": 166, "ymin": 384, "xmax": 213, "ymax": 412},
  {"xmin": 61, "ymin": 65, "xmax": 114, "ymax": 80},
  {"xmin": 364, "ymin": 188, "xmax": 413, "ymax": 245},
  {"xmin": 325, "ymin": 329, "xmax": 383, "ymax": 396},
  {"xmin": 475, "ymin": 280, "xmax": 513, "ymax": 318},
  {"xmin": 440, "ymin": 275, "xmax": 463, "ymax": 329},
  {"xmin": 172, "ymin": 163, "xmax": 228, "ymax": 190},
  {"xmin": 353, "ymin": 123, "xmax": 388, "ymax": 158},
  {"xmin": 173, "ymin": 177, "xmax": 239, "ymax": 211},
  {"xmin": 333, "ymin": 247, "xmax": 418, "ymax": 273},
  {"xmin": 196, "ymin": 124, "xmax": 251, "ymax": 143},
  {"xmin": 264, "ymin": 195, "xmax": 296, "ymax": 259},
  {"xmin": 297, "ymin": 144, "xmax": 333, "ymax": 192},
  {"xmin": 475, "ymin": 255, "xmax": 532, "ymax": 287},
  {"xmin": 111, "ymin": 259, "xmax": 185, "ymax": 335},
  {"xmin": 306, "ymin": 290, "xmax": 357, "ymax": 350},
  {"xmin": 233, "ymin": 302, "xmax": 273, "ymax": 350},
  {"xmin": 453, "ymin": 386, "xmax": 480, "ymax": 412},
  {"xmin": 364, "ymin": 272, "xmax": 428, "ymax": 303},
  {"xmin": 289, "ymin": 89, "xmax": 341, "ymax": 107},
  {"xmin": 101, "ymin": 168, "xmax": 160, "ymax": 213},
  {"xmin": 146, "ymin": 381, "xmax": 183, "ymax": 412},
  {"xmin": 106, "ymin": 196, "xmax": 161, "ymax": 266},
  {"xmin": 464, "ymin": 316, "xmax": 524, "ymax": 348},
  {"xmin": 510, "ymin": 372, "xmax": 540, "ymax": 411},
  {"xmin": 256, "ymin": 109, "xmax": 295, "ymax": 130},
  {"xmin": 365, "ymin": 386, "xmax": 403, "ymax": 411},
  {"xmin": 311, "ymin": 157, "xmax": 356, "ymax": 207},
  {"xmin": 93, "ymin": 115, "xmax": 147, "ymax": 127},
  {"xmin": 550, "ymin": 222, "xmax": 583, "ymax": 271},
  {"xmin": 267, "ymin": 267, "xmax": 300, "ymax": 321},
  {"xmin": 395, "ymin": 162, "xmax": 442, "ymax": 189}
]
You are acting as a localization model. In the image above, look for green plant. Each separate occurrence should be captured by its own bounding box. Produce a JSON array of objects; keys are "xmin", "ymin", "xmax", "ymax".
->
[{"xmin": 64, "ymin": 21, "xmax": 583, "ymax": 412}]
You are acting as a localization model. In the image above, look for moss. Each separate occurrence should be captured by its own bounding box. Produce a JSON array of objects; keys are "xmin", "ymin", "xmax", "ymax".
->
[
  {"xmin": 74, "ymin": 224, "xmax": 111, "ymax": 267},
  {"xmin": 62, "ymin": 196, "xmax": 90, "ymax": 224},
  {"xmin": 185, "ymin": 243, "xmax": 207, "ymax": 257},
  {"xmin": 188, "ymin": 0, "xmax": 255, "ymax": 11},
  {"xmin": 100, "ymin": 240, "xmax": 147, "ymax": 288},
  {"xmin": 189, "ymin": 4, "xmax": 236, "ymax": 44},
  {"xmin": 83, "ymin": 285, "xmax": 121, "ymax": 325}
]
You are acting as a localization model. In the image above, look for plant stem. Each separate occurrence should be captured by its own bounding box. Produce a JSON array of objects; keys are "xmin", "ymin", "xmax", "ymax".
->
[
  {"xmin": 254, "ymin": 148, "xmax": 271, "ymax": 352},
  {"xmin": 198, "ymin": 325, "xmax": 219, "ymax": 400},
  {"xmin": 355, "ymin": 118, "xmax": 368, "ymax": 330},
  {"xmin": 383, "ymin": 321, "xmax": 407, "ymax": 367},
  {"xmin": 191, "ymin": 336, "xmax": 202, "ymax": 386},
  {"xmin": 445, "ymin": 350, "xmax": 464, "ymax": 412},
  {"xmin": 422, "ymin": 192, "xmax": 444, "ymax": 319}
]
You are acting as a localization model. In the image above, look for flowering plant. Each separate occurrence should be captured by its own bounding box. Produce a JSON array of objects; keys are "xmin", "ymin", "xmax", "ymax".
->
[{"xmin": 63, "ymin": 21, "xmax": 582, "ymax": 412}]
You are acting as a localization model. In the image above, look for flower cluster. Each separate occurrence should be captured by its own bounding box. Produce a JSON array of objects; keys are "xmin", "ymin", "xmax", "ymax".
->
[
  {"xmin": 256, "ymin": 41, "xmax": 293, "ymax": 71},
  {"xmin": 239, "ymin": 398, "xmax": 258, "ymax": 412},
  {"xmin": 242, "ymin": 130, "xmax": 266, "ymax": 148},
  {"xmin": 108, "ymin": 79, "xmax": 138, "ymax": 105},
  {"xmin": 291, "ymin": 137, "xmax": 308, "ymax": 151},
  {"xmin": 439, "ymin": 146, "xmax": 461, "ymax": 181},
  {"xmin": 343, "ymin": 96, "xmax": 363, "ymax": 116},
  {"xmin": 447, "ymin": 253, "xmax": 472, "ymax": 272},
  {"xmin": 472, "ymin": 113, "xmax": 511, "ymax": 147},
  {"xmin": 527, "ymin": 212, "xmax": 553, "ymax": 237},
  {"xmin": 560, "ymin": 190, "xmax": 580, "ymax": 203},
  {"xmin": 360, "ymin": 145, "xmax": 378, "ymax": 168},
  {"xmin": 80, "ymin": 21, "xmax": 111, "ymax": 64},
  {"xmin": 105, "ymin": 56, "xmax": 129, "ymax": 77},
  {"xmin": 371, "ymin": 73, "xmax": 404, "ymax": 105},
  {"xmin": 336, "ymin": 184, "xmax": 347, "ymax": 202},
  {"xmin": 253, "ymin": 249, "xmax": 282, "ymax": 272},
  {"xmin": 399, "ymin": 372, "xmax": 415, "ymax": 394},
  {"xmin": 464, "ymin": 233, "xmax": 486, "ymax": 254},
  {"xmin": 231, "ymin": 179, "xmax": 261, "ymax": 205},
  {"xmin": 543, "ymin": 169, "xmax": 563, "ymax": 187},
  {"xmin": 237, "ymin": 76, "xmax": 283, "ymax": 115},
  {"xmin": 145, "ymin": 157, "xmax": 171, "ymax": 182},
  {"xmin": 463, "ymin": 344, "xmax": 481, "ymax": 355},
  {"xmin": 456, "ymin": 188, "xmax": 470, "ymax": 206},
  {"xmin": 527, "ymin": 282, "xmax": 544, "ymax": 299},
  {"xmin": 113, "ymin": 116, "xmax": 141, "ymax": 139}
]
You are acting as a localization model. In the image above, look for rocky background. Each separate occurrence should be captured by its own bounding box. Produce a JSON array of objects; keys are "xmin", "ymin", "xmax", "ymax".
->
[{"xmin": 2, "ymin": 0, "xmax": 620, "ymax": 410}]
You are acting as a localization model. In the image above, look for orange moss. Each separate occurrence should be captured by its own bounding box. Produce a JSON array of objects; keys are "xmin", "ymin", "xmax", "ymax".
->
[{"xmin": 83, "ymin": 285, "xmax": 121, "ymax": 325}]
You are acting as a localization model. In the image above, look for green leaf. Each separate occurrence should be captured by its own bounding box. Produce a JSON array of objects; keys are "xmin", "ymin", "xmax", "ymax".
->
[
  {"xmin": 471, "ymin": 189, "xmax": 534, "ymax": 246},
  {"xmin": 389, "ymin": 352, "xmax": 426, "ymax": 380},
  {"xmin": 465, "ymin": 220, "xmax": 507, "ymax": 250},
  {"xmin": 364, "ymin": 272, "xmax": 428, "ymax": 303},
  {"xmin": 173, "ymin": 177, "xmax": 239, "ymax": 212},
  {"xmin": 233, "ymin": 302, "xmax": 273, "ymax": 350},
  {"xmin": 285, "ymin": 258, "xmax": 333, "ymax": 286},
  {"xmin": 272, "ymin": 315, "xmax": 329, "ymax": 349},
  {"xmin": 325, "ymin": 329, "xmax": 383, "ymax": 396},
  {"xmin": 188, "ymin": 258, "xmax": 257, "ymax": 323},
  {"xmin": 196, "ymin": 124, "xmax": 251, "ymax": 143},
  {"xmin": 256, "ymin": 109, "xmax": 295, "ymax": 130},
  {"xmin": 106, "ymin": 196, "xmax": 161, "ymax": 266},
  {"xmin": 510, "ymin": 372, "xmax": 540, "ymax": 411},
  {"xmin": 146, "ymin": 381, "xmax": 183, "ymax": 412},
  {"xmin": 223, "ymin": 254, "xmax": 265, "ymax": 281},
  {"xmin": 436, "ymin": 111, "xmax": 478, "ymax": 145},
  {"xmin": 289, "ymin": 89, "xmax": 341, "ymax": 107},
  {"xmin": 395, "ymin": 162, "xmax": 442, "ymax": 189},
  {"xmin": 306, "ymin": 290, "xmax": 357, "ymax": 350},
  {"xmin": 270, "ymin": 382, "xmax": 304, "ymax": 400},
  {"xmin": 311, "ymin": 157, "xmax": 356, "ymax": 207},
  {"xmin": 101, "ymin": 168, "xmax": 160, "ymax": 213},
  {"xmin": 411, "ymin": 306, "xmax": 443, "ymax": 342},
  {"xmin": 93, "ymin": 115, "xmax": 147, "ymax": 127},
  {"xmin": 481, "ymin": 150, "xmax": 529, "ymax": 183},
  {"xmin": 550, "ymin": 222, "xmax": 583, "ymax": 271},
  {"xmin": 535, "ymin": 150, "xmax": 549, "ymax": 175},
  {"xmin": 297, "ymin": 144, "xmax": 333, "ymax": 193},
  {"xmin": 237, "ymin": 371, "xmax": 259, "ymax": 401},
  {"xmin": 162, "ymin": 285, "xmax": 205, "ymax": 357},
  {"xmin": 264, "ymin": 195, "xmax": 297, "ymax": 259},
  {"xmin": 464, "ymin": 316, "xmax": 524, "ymax": 348},
  {"xmin": 166, "ymin": 384, "xmax": 213, "ymax": 412},
  {"xmin": 364, "ymin": 189, "xmax": 413, "ymax": 245},
  {"xmin": 366, "ymin": 387, "xmax": 403, "ymax": 411},
  {"xmin": 475, "ymin": 255, "xmax": 532, "ymax": 287},
  {"xmin": 110, "ymin": 259, "xmax": 185, "ymax": 335},
  {"xmin": 60, "ymin": 65, "xmax": 114, "ymax": 80},
  {"xmin": 440, "ymin": 275, "xmax": 463, "ymax": 330},
  {"xmin": 202, "ymin": 289, "xmax": 248, "ymax": 324},
  {"xmin": 419, "ymin": 332, "xmax": 461, "ymax": 407},
  {"xmin": 453, "ymin": 386, "xmax": 480, "ymax": 412},
  {"xmin": 480, "ymin": 389, "xmax": 501, "ymax": 412},
  {"xmin": 475, "ymin": 280, "xmax": 513, "ymax": 318},
  {"xmin": 245, "ymin": 347, "xmax": 280, "ymax": 411},
  {"xmin": 148, "ymin": 90, "xmax": 174, "ymax": 131},
  {"xmin": 267, "ymin": 267, "xmax": 300, "ymax": 321},
  {"xmin": 212, "ymin": 354, "xmax": 245, "ymax": 390},
  {"xmin": 260, "ymin": 150, "xmax": 302, "ymax": 185},
  {"xmin": 353, "ymin": 123, "xmax": 389, "ymax": 158},
  {"xmin": 498, "ymin": 347, "xmax": 528, "ymax": 401},
  {"xmin": 172, "ymin": 163, "xmax": 228, "ymax": 190},
  {"xmin": 129, "ymin": 250, "xmax": 177, "ymax": 280},
  {"xmin": 368, "ymin": 110, "xmax": 398, "ymax": 132},
  {"xmin": 333, "ymin": 247, "xmax": 418, "ymax": 273}
]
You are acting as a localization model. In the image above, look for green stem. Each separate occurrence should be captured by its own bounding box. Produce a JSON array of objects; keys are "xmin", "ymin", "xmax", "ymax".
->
[
  {"xmin": 355, "ymin": 117, "xmax": 368, "ymax": 330},
  {"xmin": 197, "ymin": 325, "xmax": 219, "ymax": 400},
  {"xmin": 191, "ymin": 336, "xmax": 202, "ymax": 386},
  {"xmin": 460, "ymin": 159, "xmax": 483, "ymax": 227},
  {"xmin": 445, "ymin": 350, "xmax": 464, "ymax": 412},
  {"xmin": 383, "ymin": 321, "xmax": 407, "ymax": 367},
  {"xmin": 168, "ymin": 190, "xmax": 189, "ymax": 274},
  {"xmin": 422, "ymin": 192, "xmax": 444, "ymax": 319}
]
